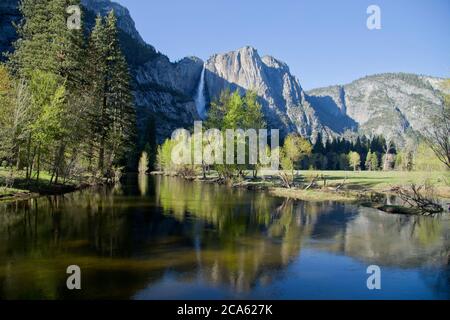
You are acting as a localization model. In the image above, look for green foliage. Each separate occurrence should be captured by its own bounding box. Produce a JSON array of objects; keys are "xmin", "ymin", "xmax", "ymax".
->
[
  {"xmin": 338, "ymin": 153, "xmax": 349, "ymax": 170},
  {"xmin": 365, "ymin": 150, "xmax": 379, "ymax": 171},
  {"xmin": 422, "ymin": 79, "xmax": 450, "ymax": 169},
  {"xmin": 371, "ymin": 152, "xmax": 380, "ymax": 170},
  {"xmin": 138, "ymin": 151, "xmax": 149, "ymax": 174},
  {"xmin": 283, "ymin": 134, "xmax": 312, "ymax": 169},
  {"xmin": 29, "ymin": 71, "xmax": 66, "ymax": 144},
  {"xmin": 85, "ymin": 10, "xmax": 136, "ymax": 175},
  {"xmin": 0, "ymin": 65, "xmax": 16, "ymax": 161},
  {"xmin": 0, "ymin": 2, "xmax": 136, "ymax": 189},
  {"xmin": 205, "ymin": 89, "xmax": 267, "ymax": 179},
  {"xmin": 156, "ymin": 139, "xmax": 176, "ymax": 172},
  {"xmin": 395, "ymin": 150, "xmax": 413, "ymax": 171},
  {"xmin": 279, "ymin": 134, "xmax": 312, "ymax": 186},
  {"xmin": 414, "ymin": 143, "xmax": 446, "ymax": 171},
  {"xmin": 348, "ymin": 151, "xmax": 361, "ymax": 171},
  {"xmin": 206, "ymin": 89, "xmax": 265, "ymax": 130}
]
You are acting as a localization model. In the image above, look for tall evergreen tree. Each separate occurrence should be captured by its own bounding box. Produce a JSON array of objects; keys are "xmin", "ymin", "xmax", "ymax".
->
[{"xmin": 86, "ymin": 11, "xmax": 136, "ymax": 175}]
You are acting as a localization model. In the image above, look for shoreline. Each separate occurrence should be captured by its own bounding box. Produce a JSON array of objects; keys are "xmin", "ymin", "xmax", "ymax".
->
[
  {"xmin": 0, "ymin": 166, "xmax": 122, "ymax": 204},
  {"xmin": 151, "ymin": 170, "xmax": 450, "ymax": 215},
  {"xmin": 0, "ymin": 182, "xmax": 93, "ymax": 203},
  {"xmin": 2, "ymin": 170, "xmax": 448, "ymax": 216}
]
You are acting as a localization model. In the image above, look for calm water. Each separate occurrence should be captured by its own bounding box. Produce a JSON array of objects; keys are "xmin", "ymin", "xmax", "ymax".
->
[{"xmin": 0, "ymin": 175, "xmax": 448, "ymax": 300}]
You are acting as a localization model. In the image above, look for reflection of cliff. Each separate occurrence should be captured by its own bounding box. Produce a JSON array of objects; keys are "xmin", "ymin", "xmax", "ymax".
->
[
  {"xmin": 311, "ymin": 207, "xmax": 449, "ymax": 269},
  {"xmin": 0, "ymin": 176, "xmax": 449, "ymax": 299}
]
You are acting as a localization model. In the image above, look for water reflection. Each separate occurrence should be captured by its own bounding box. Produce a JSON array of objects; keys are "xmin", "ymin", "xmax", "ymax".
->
[{"xmin": 0, "ymin": 175, "xmax": 448, "ymax": 299}]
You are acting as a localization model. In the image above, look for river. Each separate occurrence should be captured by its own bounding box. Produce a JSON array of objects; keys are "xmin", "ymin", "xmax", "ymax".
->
[{"xmin": 0, "ymin": 175, "xmax": 448, "ymax": 299}]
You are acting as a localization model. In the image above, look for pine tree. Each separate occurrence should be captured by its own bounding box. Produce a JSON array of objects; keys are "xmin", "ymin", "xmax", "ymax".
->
[
  {"xmin": 313, "ymin": 133, "xmax": 325, "ymax": 155},
  {"xmin": 9, "ymin": 0, "xmax": 82, "ymax": 80},
  {"xmin": 86, "ymin": 11, "xmax": 136, "ymax": 176},
  {"xmin": 8, "ymin": 0, "xmax": 54, "ymax": 77},
  {"xmin": 142, "ymin": 116, "xmax": 157, "ymax": 171}
]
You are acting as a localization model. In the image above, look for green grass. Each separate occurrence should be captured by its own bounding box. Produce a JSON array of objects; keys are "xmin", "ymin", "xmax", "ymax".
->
[
  {"xmin": 0, "ymin": 167, "xmax": 79, "ymax": 201},
  {"xmin": 269, "ymin": 187, "xmax": 358, "ymax": 202},
  {"xmin": 297, "ymin": 170, "xmax": 448, "ymax": 189},
  {"xmin": 258, "ymin": 169, "xmax": 450, "ymax": 196},
  {"xmin": 0, "ymin": 187, "xmax": 26, "ymax": 196},
  {"xmin": 154, "ymin": 169, "xmax": 450, "ymax": 198}
]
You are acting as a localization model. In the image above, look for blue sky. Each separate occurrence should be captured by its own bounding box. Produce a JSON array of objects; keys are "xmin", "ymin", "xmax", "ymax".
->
[{"xmin": 115, "ymin": 0, "xmax": 450, "ymax": 90}]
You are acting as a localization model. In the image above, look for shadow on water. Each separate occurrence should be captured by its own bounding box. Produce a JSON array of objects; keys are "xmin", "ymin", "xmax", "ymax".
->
[{"xmin": 0, "ymin": 175, "xmax": 448, "ymax": 299}]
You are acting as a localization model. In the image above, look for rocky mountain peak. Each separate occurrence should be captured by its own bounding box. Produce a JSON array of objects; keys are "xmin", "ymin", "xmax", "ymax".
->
[
  {"xmin": 204, "ymin": 46, "xmax": 306, "ymax": 136},
  {"xmin": 81, "ymin": 0, "xmax": 144, "ymax": 44},
  {"xmin": 261, "ymin": 55, "xmax": 290, "ymax": 72},
  {"xmin": 203, "ymin": 46, "xmax": 354, "ymax": 139}
]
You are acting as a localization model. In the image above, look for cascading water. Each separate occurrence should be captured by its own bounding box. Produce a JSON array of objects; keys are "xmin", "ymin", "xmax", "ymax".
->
[{"xmin": 195, "ymin": 65, "xmax": 207, "ymax": 119}]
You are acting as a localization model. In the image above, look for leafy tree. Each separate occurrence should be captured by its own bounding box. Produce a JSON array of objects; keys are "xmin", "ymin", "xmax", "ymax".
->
[
  {"xmin": 28, "ymin": 71, "xmax": 66, "ymax": 182},
  {"xmin": 395, "ymin": 150, "xmax": 413, "ymax": 171},
  {"xmin": 156, "ymin": 139, "xmax": 175, "ymax": 172},
  {"xmin": 138, "ymin": 151, "xmax": 149, "ymax": 174},
  {"xmin": 348, "ymin": 151, "xmax": 361, "ymax": 171},
  {"xmin": 0, "ymin": 66, "xmax": 18, "ymax": 165},
  {"xmin": 205, "ymin": 89, "xmax": 266, "ymax": 179},
  {"xmin": 365, "ymin": 150, "xmax": 373, "ymax": 171},
  {"xmin": 278, "ymin": 134, "xmax": 312, "ymax": 187},
  {"xmin": 423, "ymin": 80, "xmax": 450, "ymax": 169},
  {"xmin": 5, "ymin": 0, "xmax": 94, "ymax": 184},
  {"xmin": 414, "ymin": 142, "xmax": 446, "ymax": 171},
  {"xmin": 370, "ymin": 152, "xmax": 379, "ymax": 171},
  {"xmin": 2, "ymin": 1, "xmax": 136, "ymax": 187}
]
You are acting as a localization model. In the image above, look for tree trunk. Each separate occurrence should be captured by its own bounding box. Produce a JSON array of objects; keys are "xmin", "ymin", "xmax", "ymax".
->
[
  {"xmin": 98, "ymin": 134, "xmax": 105, "ymax": 175},
  {"xmin": 35, "ymin": 144, "xmax": 41, "ymax": 185},
  {"xmin": 25, "ymin": 134, "xmax": 32, "ymax": 181}
]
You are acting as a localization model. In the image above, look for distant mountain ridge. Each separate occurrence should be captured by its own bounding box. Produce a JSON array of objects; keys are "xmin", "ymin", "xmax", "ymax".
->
[
  {"xmin": 0, "ymin": 0, "xmax": 447, "ymax": 145},
  {"xmin": 307, "ymin": 73, "xmax": 448, "ymax": 144}
]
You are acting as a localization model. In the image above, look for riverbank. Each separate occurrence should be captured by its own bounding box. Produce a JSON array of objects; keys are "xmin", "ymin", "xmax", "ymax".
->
[
  {"xmin": 3, "ymin": 167, "xmax": 449, "ymax": 214},
  {"xmin": 0, "ymin": 167, "xmax": 92, "ymax": 202},
  {"xmin": 151, "ymin": 169, "xmax": 450, "ymax": 214}
]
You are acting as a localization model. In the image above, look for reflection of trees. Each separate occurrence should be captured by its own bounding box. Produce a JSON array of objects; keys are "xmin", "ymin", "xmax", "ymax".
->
[
  {"xmin": 0, "ymin": 177, "xmax": 317, "ymax": 297},
  {"xmin": 154, "ymin": 177, "xmax": 311, "ymax": 291},
  {"xmin": 0, "ymin": 176, "xmax": 448, "ymax": 299},
  {"xmin": 138, "ymin": 174, "xmax": 148, "ymax": 196},
  {"xmin": 311, "ymin": 206, "xmax": 449, "ymax": 269}
]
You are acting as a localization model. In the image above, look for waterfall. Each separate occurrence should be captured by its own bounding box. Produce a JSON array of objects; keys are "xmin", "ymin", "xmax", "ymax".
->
[{"xmin": 195, "ymin": 65, "xmax": 206, "ymax": 119}]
